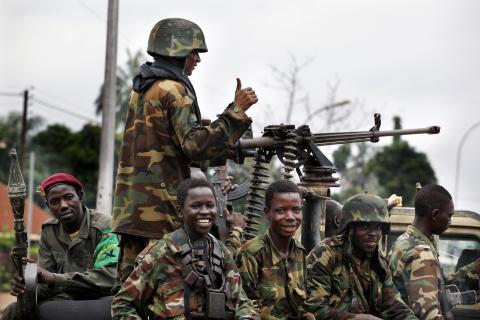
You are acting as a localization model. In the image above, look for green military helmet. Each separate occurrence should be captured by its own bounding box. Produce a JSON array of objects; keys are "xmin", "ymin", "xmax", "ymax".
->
[
  {"xmin": 340, "ymin": 193, "xmax": 390, "ymax": 234},
  {"xmin": 147, "ymin": 18, "xmax": 208, "ymax": 58}
]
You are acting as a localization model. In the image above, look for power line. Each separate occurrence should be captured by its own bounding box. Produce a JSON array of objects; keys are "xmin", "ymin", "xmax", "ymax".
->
[
  {"xmin": 76, "ymin": 0, "xmax": 133, "ymax": 46},
  {"xmin": 31, "ymin": 97, "xmax": 98, "ymax": 123},
  {"xmin": 33, "ymin": 87, "xmax": 93, "ymax": 114},
  {"xmin": 76, "ymin": 0, "xmax": 105, "ymax": 22}
]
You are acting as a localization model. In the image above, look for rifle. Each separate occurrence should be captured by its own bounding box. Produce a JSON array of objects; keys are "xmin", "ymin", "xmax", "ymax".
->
[
  {"xmin": 211, "ymin": 164, "xmax": 228, "ymax": 242},
  {"xmin": 8, "ymin": 149, "xmax": 37, "ymax": 320}
]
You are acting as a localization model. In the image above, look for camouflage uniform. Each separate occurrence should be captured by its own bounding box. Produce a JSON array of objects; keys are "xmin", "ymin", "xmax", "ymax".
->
[
  {"xmin": 112, "ymin": 18, "xmax": 252, "ymax": 280},
  {"xmin": 1, "ymin": 208, "xmax": 119, "ymax": 320},
  {"xmin": 389, "ymin": 225, "xmax": 480, "ymax": 319},
  {"xmin": 225, "ymin": 226, "xmax": 244, "ymax": 256},
  {"xmin": 111, "ymin": 228, "xmax": 258, "ymax": 320},
  {"xmin": 305, "ymin": 194, "xmax": 417, "ymax": 320},
  {"xmin": 235, "ymin": 231, "xmax": 313, "ymax": 320}
]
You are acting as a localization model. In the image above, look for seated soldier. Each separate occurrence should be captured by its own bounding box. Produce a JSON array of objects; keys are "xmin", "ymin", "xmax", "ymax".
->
[
  {"xmin": 2, "ymin": 173, "xmax": 119, "ymax": 320},
  {"xmin": 111, "ymin": 178, "xmax": 258, "ymax": 320},
  {"xmin": 235, "ymin": 180, "xmax": 314, "ymax": 320},
  {"xmin": 389, "ymin": 184, "xmax": 480, "ymax": 319},
  {"xmin": 305, "ymin": 194, "xmax": 417, "ymax": 320}
]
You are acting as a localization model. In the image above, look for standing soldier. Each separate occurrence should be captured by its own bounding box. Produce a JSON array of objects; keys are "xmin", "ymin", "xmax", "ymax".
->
[
  {"xmin": 235, "ymin": 180, "xmax": 314, "ymax": 320},
  {"xmin": 389, "ymin": 184, "xmax": 480, "ymax": 319},
  {"xmin": 111, "ymin": 179, "xmax": 258, "ymax": 320},
  {"xmin": 112, "ymin": 18, "xmax": 259, "ymax": 282},
  {"xmin": 305, "ymin": 194, "xmax": 417, "ymax": 320}
]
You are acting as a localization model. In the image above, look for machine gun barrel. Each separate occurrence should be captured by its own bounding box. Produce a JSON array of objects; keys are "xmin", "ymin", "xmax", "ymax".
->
[
  {"xmin": 235, "ymin": 126, "xmax": 440, "ymax": 150},
  {"xmin": 312, "ymin": 126, "xmax": 440, "ymax": 146}
]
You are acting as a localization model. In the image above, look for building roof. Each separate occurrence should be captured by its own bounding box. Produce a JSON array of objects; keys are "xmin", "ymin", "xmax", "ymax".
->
[{"xmin": 0, "ymin": 182, "xmax": 51, "ymax": 236}]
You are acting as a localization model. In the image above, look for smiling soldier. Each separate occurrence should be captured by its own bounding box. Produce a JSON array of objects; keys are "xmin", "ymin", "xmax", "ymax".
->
[
  {"xmin": 235, "ymin": 180, "xmax": 314, "ymax": 320},
  {"xmin": 111, "ymin": 178, "xmax": 258, "ymax": 320},
  {"xmin": 305, "ymin": 194, "xmax": 417, "ymax": 320}
]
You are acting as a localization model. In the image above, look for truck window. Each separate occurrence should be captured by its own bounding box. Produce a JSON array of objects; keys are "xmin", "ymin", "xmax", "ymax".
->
[{"xmin": 438, "ymin": 237, "xmax": 480, "ymax": 275}]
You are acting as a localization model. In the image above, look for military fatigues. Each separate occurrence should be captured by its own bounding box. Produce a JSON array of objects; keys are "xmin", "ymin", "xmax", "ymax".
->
[
  {"xmin": 1, "ymin": 207, "xmax": 119, "ymax": 320},
  {"xmin": 225, "ymin": 226, "xmax": 244, "ymax": 256},
  {"xmin": 111, "ymin": 228, "xmax": 258, "ymax": 320},
  {"xmin": 305, "ymin": 234, "xmax": 417, "ymax": 320},
  {"xmin": 389, "ymin": 225, "xmax": 480, "ymax": 320},
  {"xmin": 235, "ymin": 231, "xmax": 313, "ymax": 320},
  {"xmin": 112, "ymin": 77, "xmax": 251, "ymax": 279}
]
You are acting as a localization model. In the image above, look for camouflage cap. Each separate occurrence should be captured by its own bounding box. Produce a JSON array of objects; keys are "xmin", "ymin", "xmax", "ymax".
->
[
  {"xmin": 340, "ymin": 193, "xmax": 390, "ymax": 234},
  {"xmin": 147, "ymin": 18, "xmax": 208, "ymax": 58}
]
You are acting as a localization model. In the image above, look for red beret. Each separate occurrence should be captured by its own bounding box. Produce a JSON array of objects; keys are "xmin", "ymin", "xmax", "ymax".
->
[{"xmin": 39, "ymin": 173, "xmax": 83, "ymax": 197}]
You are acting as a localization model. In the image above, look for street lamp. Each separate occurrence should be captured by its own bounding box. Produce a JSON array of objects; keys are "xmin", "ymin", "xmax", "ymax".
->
[{"xmin": 454, "ymin": 121, "xmax": 480, "ymax": 204}]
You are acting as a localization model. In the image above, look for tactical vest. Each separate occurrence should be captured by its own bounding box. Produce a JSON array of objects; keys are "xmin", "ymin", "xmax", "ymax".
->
[{"xmin": 171, "ymin": 228, "xmax": 233, "ymax": 319}]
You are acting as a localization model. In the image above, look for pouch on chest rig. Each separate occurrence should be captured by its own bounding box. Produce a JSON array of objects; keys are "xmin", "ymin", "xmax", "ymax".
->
[{"xmin": 173, "ymin": 228, "xmax": 225, "ymax": 290}]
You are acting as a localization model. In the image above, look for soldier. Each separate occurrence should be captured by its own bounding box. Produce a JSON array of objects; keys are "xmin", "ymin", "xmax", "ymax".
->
[
  {"xmin": 190, "ymin": 167, "xmax": 246, "ymax": 256},
  {"xmin": 389, "ymin": 184, "xmax": 480, "ymax": 319},
  {"xmin": 305, "ymin": 194, "xmax": 417, "ymax": 320},
  {"xmin": 112, "ymin": 17, "xmax": 259, "ymax": 282},
  {"xmin": 111, "ymin": 178, "xmax": 258, "ymax": 320},
  {"xmin": 235, "ymin": 180, "xmax": 314, "ymax": 320},
  {"xmin": 2, "ymin": 173, "xmax": 119, "ymax": 320},
  {"xmin": 325, "ymin": 199, "xmax": 343, "ymax": 239}
]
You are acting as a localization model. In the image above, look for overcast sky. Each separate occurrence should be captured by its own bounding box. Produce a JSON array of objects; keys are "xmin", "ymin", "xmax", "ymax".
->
[{"xmin": 1, "ymin": 0, "xmax": 479, "ymax": 211}]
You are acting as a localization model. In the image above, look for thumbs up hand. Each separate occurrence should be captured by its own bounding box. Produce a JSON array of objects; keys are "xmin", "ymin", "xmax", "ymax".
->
[{"xmin": 234, "ymin": 78, "xmax": 258, "ymax": 112}]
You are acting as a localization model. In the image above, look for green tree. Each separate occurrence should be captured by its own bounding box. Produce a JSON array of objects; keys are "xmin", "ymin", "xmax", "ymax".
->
[
  {"xmin": 31, "ymin": 123, "xmax": 101, "ymax": 207},
  {"xmin": 331, "ymin": 142, "xmax": 382, "ymax": 203},
  {"xmin": 366, "ymin": 116, "xmax": 437, "ymax": 206},
  {"xmin": 0, "ymin": 112, "xmax": 43, "ymax": 183},
  {"xmin": 95, "ymin": 49, "xmax": 146, "ymax": 130}
]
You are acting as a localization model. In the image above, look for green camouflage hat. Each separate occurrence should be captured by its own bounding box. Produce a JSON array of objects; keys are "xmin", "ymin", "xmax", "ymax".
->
[
  {"xmin": 147, "ymin": 18, "xmax": 208, "ymax": 58},
  {"xmin": 340, "ymin": 194, "xmax": 390, "ymax": 234}
]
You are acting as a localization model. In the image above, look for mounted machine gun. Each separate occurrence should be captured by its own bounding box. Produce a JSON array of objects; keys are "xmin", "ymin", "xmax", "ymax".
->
[{"xmin": 233, "ymin": 113, "xmax": 440, "ymax": 251}]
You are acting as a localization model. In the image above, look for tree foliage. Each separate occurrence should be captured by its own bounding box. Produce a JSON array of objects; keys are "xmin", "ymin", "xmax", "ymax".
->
[
  {"xmin": 31, "ymin": 123, "xmax": 101, "ymax": 207},
  {"xmin": 331, "ymin": 143, "xmax": 382, "ymax": 203},
  {"xmin": 95, "ymin": 49, "xmax": 146, "ymax": 130},
  {"xmin": 366, "ymin": 139, "xmax": 436, "ymax": 206},
  {"xmin": 365, "ymin": 116, "xmax": 437, "ymax": 206},
  {"xmin": 0, "ymin": 112, "xmax": 43, "ymax": 183}
]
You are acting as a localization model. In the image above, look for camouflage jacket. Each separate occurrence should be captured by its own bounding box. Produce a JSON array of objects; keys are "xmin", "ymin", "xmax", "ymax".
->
[
  {"xmin": 111, "ymin": 229, "xmax": 258, "ymax": 320},
  {"xmin": 225, "ymin": 226, "xmax": 244, "ymax": 256},
  {"xmin": 38, "ymin": 207, "xmax": 119, "ymax": 300},
  {"xmin": 235, "ymin": 231, "xmax": 314, "ymax": 320},
  {"xmin": 112, "ymin": 80, "xmax": 252, "ymax": 239},
  {"xmin": 389, "ymin": 225, "xmax": 480, "ymax": 320},
  {"xmin": 305, "ymin": 234, "xmax": 417, "ymax": 320}
]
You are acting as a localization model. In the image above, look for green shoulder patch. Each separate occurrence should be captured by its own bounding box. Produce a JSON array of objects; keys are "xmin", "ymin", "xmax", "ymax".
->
[{"xmin": 93, "ymin": 227, "xmax": 120, "ymax": 268}]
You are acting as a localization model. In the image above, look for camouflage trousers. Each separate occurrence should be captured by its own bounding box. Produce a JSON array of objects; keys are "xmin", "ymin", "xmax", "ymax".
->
[{"xmin": 117, "ymin": 234, "xmax": 150, "ymax": 283}]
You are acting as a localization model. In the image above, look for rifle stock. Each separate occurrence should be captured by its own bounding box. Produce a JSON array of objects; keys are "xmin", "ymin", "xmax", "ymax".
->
[{"xmin": 212, "ymin": 165, "xmax": 228, "ymax": 241}]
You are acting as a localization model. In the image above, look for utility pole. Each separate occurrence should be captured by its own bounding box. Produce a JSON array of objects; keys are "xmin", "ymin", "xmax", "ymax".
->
[
  {"xmin": 454, "ymin": 121, "xmax": 480, "ymax": 205},
  {"xmin": 96, "ymin": 0, "xmax": 118, "ymax": 215},
  {"xmin": 20, "ymin": 89, "xmax": 29, "ymax": 171}
]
